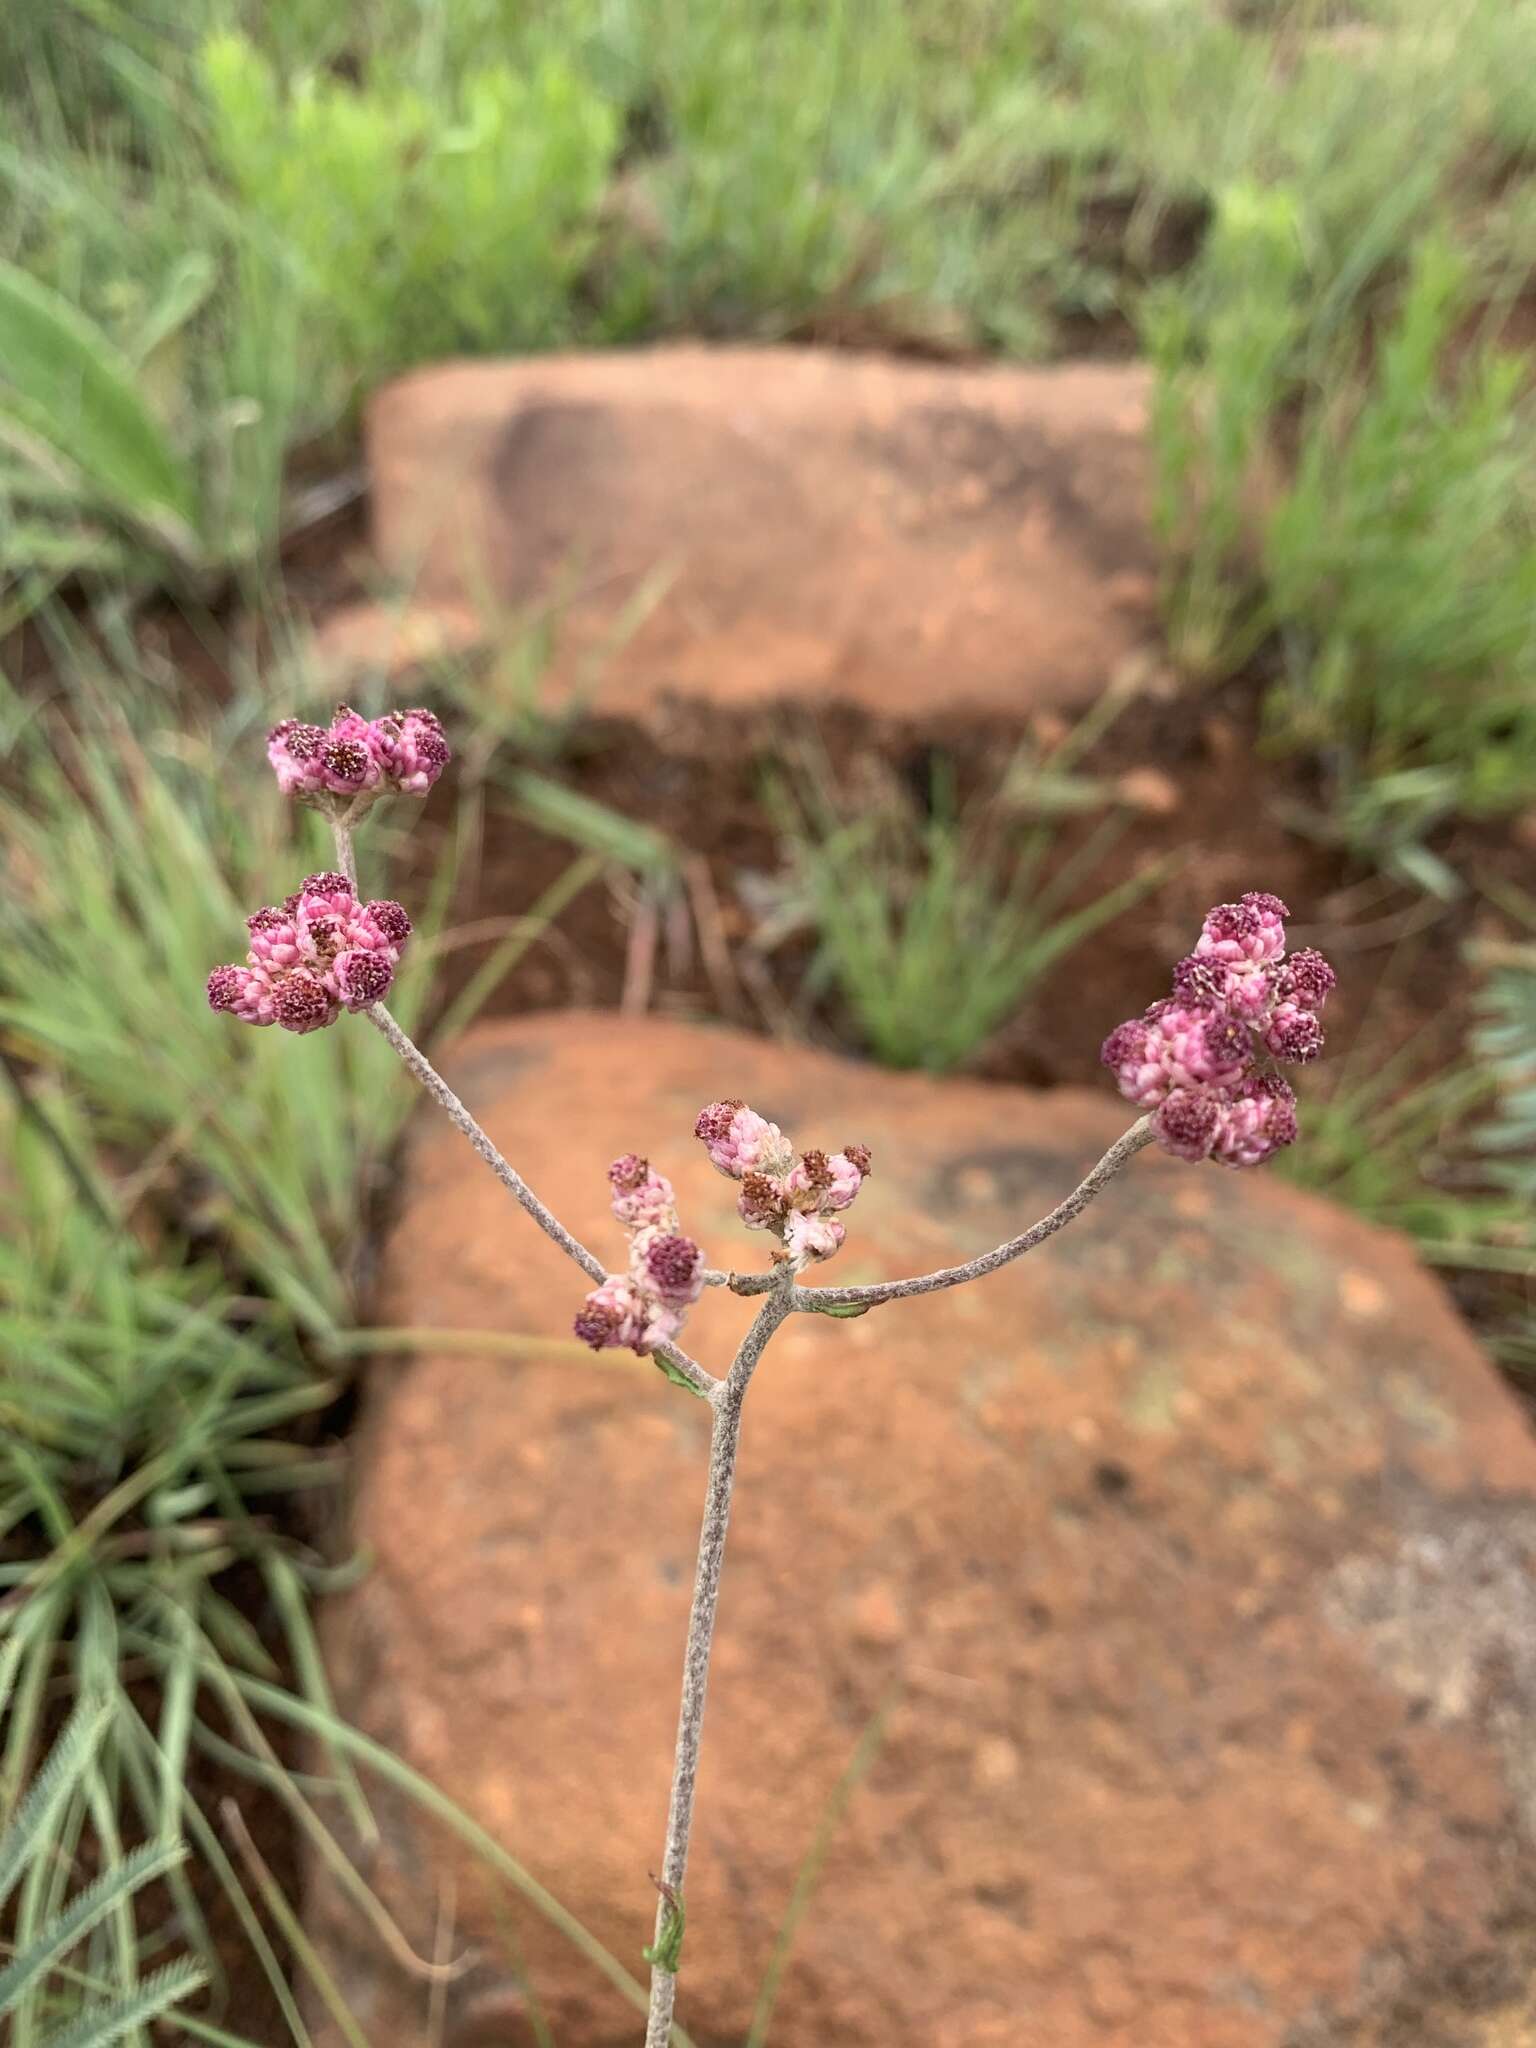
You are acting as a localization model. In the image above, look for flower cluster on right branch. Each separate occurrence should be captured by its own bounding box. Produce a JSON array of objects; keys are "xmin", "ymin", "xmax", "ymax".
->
[{"xmin": 1101, "ymin": 892, "xmax": 1336, "ymax": 1166}]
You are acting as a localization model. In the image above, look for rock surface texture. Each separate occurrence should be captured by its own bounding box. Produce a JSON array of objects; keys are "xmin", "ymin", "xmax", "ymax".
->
[
  {"xmin": 316, "ymin": 347, "xmax": 1157, "ymax": 725},
  {"xmin": 308, "ymin": 1014, "xmax": 1536, "ymax": 2048}
]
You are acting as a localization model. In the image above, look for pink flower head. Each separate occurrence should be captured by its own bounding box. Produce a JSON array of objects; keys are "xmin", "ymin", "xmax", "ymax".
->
[
  {"xmin": 738, "ymin": 1171, "xmax": 790, "ymax": 1230},
  {"xmin": 694, "ymin": 1100, "xmax": 791, "ymax": 1178},
  {"xmin": 785, "ymin": 1147, "xmax": 865, "ymax": 1213},
  {"xmin": 1102, "ymin": 891, "xmax": 1330, "ymax": 1168},
  {"xmin": 574, "ymin": 1274, "xmax": 648, "ymax": 1353},
  {"xmin": 1265, "ymin": 1001, "xmax": 1324, "ymax": 1065},
  {"xmin": 1100, "ymin": 1015, "xmax": 1149, "ymax": 1075},
  {"xmin": 209, "ymin": 875, "xmax": 411, "ymax": 1034},
  {"xmin": 372, "ymin": 708, "xmax": 451, "ymax": 796},
  {"xmin": 292, "ymin": 871, "xmax": 352, "ymax": 914},
  {"xmin": 1172, "ymin": 952, "xmax": 1275, "ymax": 1025},
  {"xmin": 608, "ymin": 1155, "xmax": 679, "ymax": 1232},
  {"xmin": 334, "ymin": 949, "xmax": 394, "ymax": 1010},
  {"xmin": 595, "ymin": 1156, "xmax": 703, "ymax": 1351},
  {"xmin": 1212, "ymin": 1074, "xmax": 1298, "ymax": 1168},
  {"xmin": 267, "ymin": 705, "xmax": 450, "ymax": 806},
  {"xmin": 245, "ymin": 909, "xmax": 304, "ymax": 972},
  {"xmin": 1152, "ymin": 1089, "xmax": 1222, "ymax": 1162},
  {"xmin": 207, "ymin": 964, "xmax": 274, "ymax": 1025},
  {"xmin": 266, "ymin": 721, "xmax": 328, "ymax": 797},
  {"xmin": 1105, "ymin": 999, "xmax": 1252, "ymax": 1109},
  {"xmin": 784, "ymin": 1211, "xmax": 846, "ymax": 1267},
  {"xmin": 272, "ymin": 969, "xmax": 337, "ymax": 1035},
  {"xmin": 320, "ymin": 734, "xmax": 381, "ymax": 797},
  {"xmin": 367, "ymin": 900, "xmax": 412, "ymax": 950},
  {"xmin": 1281, "ymin": 947, "xmax": 1336, "ymax": 1012},
  {"xmin": 1195, "ymin": 893, "xmax": 1288, "ymax": 970},
  {"xmin": 634, "ymin": 1230, "xmax": 706, "ymax": 1309}
]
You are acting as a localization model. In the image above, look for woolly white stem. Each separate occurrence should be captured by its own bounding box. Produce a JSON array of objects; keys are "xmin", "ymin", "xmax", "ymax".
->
[
  {"xmin": 644, "ymin": 1280, "xmax": 794, "ymax": 2047},
  {"xmin": 367, "ymin": 1003, "xmax": 718, "ymax": 1400},
  {"xmin": 792, "ymin": 1117, "xmax": 1154, "ymax": 1311}
]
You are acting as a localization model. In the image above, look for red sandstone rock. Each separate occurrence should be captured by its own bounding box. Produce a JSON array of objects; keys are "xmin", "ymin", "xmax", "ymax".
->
[
  {"xmin": 315, "ymin": 347, "xmax": 1157, "ymax": 728},
  {"xmin": 307, "ymin": 1015, "xmax": 1536, "ymax": 2047}
]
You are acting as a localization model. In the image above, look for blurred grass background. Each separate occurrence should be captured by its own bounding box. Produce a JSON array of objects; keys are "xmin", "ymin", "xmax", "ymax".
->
[{"xmin": 2, "ymin": 0, "xmax": 1536, "ymax": 2036}]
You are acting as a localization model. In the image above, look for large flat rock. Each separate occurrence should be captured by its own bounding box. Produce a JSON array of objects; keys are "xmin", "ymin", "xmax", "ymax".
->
[
  {"xmin": 318, "ymin": 347, "xmax": 1157, "ymax": 727},
  {"xmin": 308, "ymin": 1015, "xmax": 1536, "ymax": 2047}
]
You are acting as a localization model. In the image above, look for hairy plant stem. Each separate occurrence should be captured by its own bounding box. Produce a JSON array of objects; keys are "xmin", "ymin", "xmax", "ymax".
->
[
  {"xmin": 644, "ymin": 1280, "xmax": 794, "ymax": 2048},
  {"xmin": 365, "ymin": 1002, "xmax": 718, "ymax": 1399},
  {"xmin": 330, "ymin": 813, "xmax": 360, "ymax": 892},
  {"xmin": 793, "ymin": 1116, "xmax": 1155, "ymax": 1311}
]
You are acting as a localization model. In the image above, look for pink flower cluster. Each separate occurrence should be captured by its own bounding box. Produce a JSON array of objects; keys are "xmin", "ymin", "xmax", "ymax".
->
[
  {"xmin": 574, "ymin": 1156, "xmax": 707, "ymax": 1355},
  {"xmin": 266, "ymin": 705, "xmax": 449, "ymax": 805},
  {"xmin": 694, "ymin": 1100, "xmax": 871, "ymax": 1268},
  {"xmin": 1101, "ymin": 892, "xmax": 1335, "ymax": 1167},
  {"xmin": 206, "ymin": 872, "xmax": 411, "ymax": 1034}
]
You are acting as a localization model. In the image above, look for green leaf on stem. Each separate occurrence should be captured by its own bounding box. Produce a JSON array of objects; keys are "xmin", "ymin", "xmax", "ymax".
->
[
  {"xmin": 651, "ymin": 1357, "xmax": 708, "ymax": 1400},
  {"xmin": 642, "ymin": 1885, "xmax": 686, "ymax": 1974}
]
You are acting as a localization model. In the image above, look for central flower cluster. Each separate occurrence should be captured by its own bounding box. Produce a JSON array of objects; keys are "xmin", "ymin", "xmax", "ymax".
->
[
  {"xmin": 694, "ymin": 1100, "xmax": 871, "ymax": 1268},
  {"xmin": 1101, "ymin": 892, "xmax": 1336, "ymax": 1166},
  {"xmin": 267, "ymin": 704, "xmax": 449, "ymax": 806},
  {"xmin": 574, "ymin": 1157, "xmax": 707, "ymax": 1355},
  {"xmin": 206, "ymin": 872, "xmax": 411, "ymax": 1034}
]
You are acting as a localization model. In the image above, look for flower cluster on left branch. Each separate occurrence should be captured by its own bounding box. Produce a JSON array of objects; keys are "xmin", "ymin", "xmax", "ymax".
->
[{"xmin": 207, "ymin": 871, "xmax": 411, "ymax": 1033}]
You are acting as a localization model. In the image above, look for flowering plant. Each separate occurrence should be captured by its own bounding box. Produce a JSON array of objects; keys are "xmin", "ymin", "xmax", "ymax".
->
[{"xmin": 210, "ymin": 712, "xmax": 1332, "ymax": 2045}]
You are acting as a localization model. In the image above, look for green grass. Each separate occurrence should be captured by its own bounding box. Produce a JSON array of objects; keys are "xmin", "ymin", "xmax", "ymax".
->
[
  {"xmin": 0, "ymin": 1700, "xmax": 206, "ymax": 2048},
  {"xmin": 5, "ymin": 0, "xmax": 1536, "ymax": 857},
  {"xmin": 1466, "ymin": 897, "xmax": 1536, "ymax": 1366},
  {"xmin": 0, "ymin": 1081, "xmax": 335, "ymax": 2041},
  {"xmin": 1281, "ymin": 912, "xmax": 1536, "ymax": 1365},
  {"xmin": 771, "ymin": 719, "xmax": 1168, "ymax": 1072}
]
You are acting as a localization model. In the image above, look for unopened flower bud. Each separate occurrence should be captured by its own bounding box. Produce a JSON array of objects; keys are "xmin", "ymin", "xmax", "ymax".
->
[
  {"xmin": 695, "ymin": 1100, "xmax": 790, "ymax": 1177},
  {"xmin": 1212, "ymin": 1074, "xmax": 1298, "ymax": 1167},
  {"xmin": 367, "ymin": 899, "xmax": 412, "ymax": 948},
  {"xmin": 207, "ymin": 964, "xmax": 274, "ymax": 1024},
  {"xmin": 609, "ymin": 1157, "xmax": 678, "ymax": 1231},
  {"xmin": 335, "ymin": 949, "xmax": 394, "ymax": 1010},
  {"xmin": 1152, "ymin": 1089, "xmax": 1221, "ymax": 1162},
  {"xmin": 738, "ymin": 1171, "xmax": 789, "ymax": 1230},
  {"xmin": 1281, "ymin": 947, "xmax": 1336, "ymax": 1011},
  {"xmin": 272, "ymin": 970, "xmax": 336, "ymax": 1035},
  {"xmin": 245, "ymin": 913, "xmax": 304, "ymax": 972},
  {"xmin": 1265, "ymin": 1002, "xmax": 1324, "ymax": 1064},
  {"xmin": 267, "ymin": 721, "xmax": 328, "ymax": 796},
  {"xmin": 636, "ymin": 1231, "xmax": 706, "ymax": 1308},
  {"xmin": 320, "ymin": 736, "xmax": 380, "ymax": 795},
  {"xmin": 574, "ymin": 1274, "xmax": 647, "ymax": 1352},
  {"xmin": 784, "ymin": 1211, "xmax": 845, "ymax": 1267},
  {"xmin": 1196, "ymin": 895, "xmax": 1287, "ymax": 968}
]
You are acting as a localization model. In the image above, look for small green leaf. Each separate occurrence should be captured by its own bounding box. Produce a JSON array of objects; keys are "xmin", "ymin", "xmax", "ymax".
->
[
  {"xmin": 642, "ymin": 1885, "xmax": 685, "ymax": 1974},
  {"xmin": 802, "ymin": 1298, "xmax": 871, "ymax": 1318},
  {"xmin": 652, "ymin": 1356, "xmax": 708, "ymax": 1399}
]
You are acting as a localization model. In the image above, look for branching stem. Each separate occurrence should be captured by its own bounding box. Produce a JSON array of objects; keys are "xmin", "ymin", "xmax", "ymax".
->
[
  {"xmin": 364, "ymin": 1002, "xmax": 718, "ymax": 1401},
  {"xmin": 644, "ymin": 1280, "xmax": 794, "ymax": 2048},
  {"xmin": 792, "ymin": 1118, "xmax": 1154, "ymax": 1312}
]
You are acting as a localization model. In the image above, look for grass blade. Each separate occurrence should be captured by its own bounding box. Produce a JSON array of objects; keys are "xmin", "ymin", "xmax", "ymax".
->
[{"xmin": 0, "ymin": 260, "xmax": 197, "ymax": 553}]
